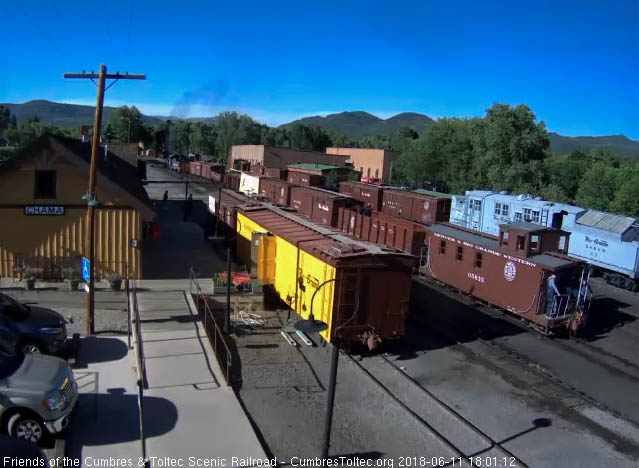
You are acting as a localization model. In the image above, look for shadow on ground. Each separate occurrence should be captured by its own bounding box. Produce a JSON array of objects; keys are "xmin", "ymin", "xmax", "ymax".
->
[{"xmin": 66, "ymin": 391, "xmax": 178, "ymax": 459}]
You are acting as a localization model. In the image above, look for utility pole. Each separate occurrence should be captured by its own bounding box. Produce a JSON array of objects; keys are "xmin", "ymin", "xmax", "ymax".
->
[{"xmin": 65, "ymin": 65, "xmax": 146, "ymax": 334}]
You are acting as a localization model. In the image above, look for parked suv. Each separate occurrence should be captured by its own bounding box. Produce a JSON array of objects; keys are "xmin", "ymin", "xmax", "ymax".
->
[
  {"xmin": 0, "ymin": 293, "xmax": 67, "ymax": 355},
  {"xmin": 0, "ymin": 353, "xmax": 78, "ymax": 443}
]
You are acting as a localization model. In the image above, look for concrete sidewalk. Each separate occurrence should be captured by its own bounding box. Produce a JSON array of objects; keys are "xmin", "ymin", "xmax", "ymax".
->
[
  {"xmin": 137, "ymin": 285, "xmax": 268, "ymax": 462},
  {"xmin": 65, "ymin": 281, "xmax": 267, "ymax": 465}
]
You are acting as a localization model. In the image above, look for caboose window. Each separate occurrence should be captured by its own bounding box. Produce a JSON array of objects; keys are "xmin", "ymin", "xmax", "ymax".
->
[
  {"xmin": 456, "ymin": 246, "xmax": 463, "ymax": 261},
  {"xmin": 530, "ymin": 234, "xmax": 539, "ymax": 251},
  {"xmin": 501, "ymin": 231, "xmax": 510, "ymax": 246},
  {"xmin": 558, "ymin": 235, "xmax": 567, "ymax": 253},
  {"xmin": 475, "ymin": 252, "xmax": 483, "ymax": 269},
  {"xmin": 517, "ymin": 236, "xmax": 526, "ymax": 251},
  {"xmin": 439, "ymin": 240, "xmax": 446, "ymax": 254}
]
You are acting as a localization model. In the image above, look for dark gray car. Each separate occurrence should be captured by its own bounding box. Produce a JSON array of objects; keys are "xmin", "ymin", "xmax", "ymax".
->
[{"xmin": 0, "ymin": 294, "xmax": 67, "ymax": 355}]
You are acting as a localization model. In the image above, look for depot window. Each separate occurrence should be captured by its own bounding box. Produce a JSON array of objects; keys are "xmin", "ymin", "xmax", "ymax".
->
[
  {"xmin": 494, "ymin": 203, "xmax": 502, "ymax": 215},
  {"xmin": 34, "ymin": 170, "xmax": 56, "ymax": 199},
  {"xmin": 514, "ymin": 212, "xmax": 522, "ymax": 222},
  {"xmin": 439, "ymin": 240, "xmax": 446, "ymax": 255},
  {"xmin": 475, "ymin": 252, "xmax": 483, "ymax": 269},
  {"xmin": 502, "ymin": 204, "xmax": 509, "ymax": 216},
  {"xmin": 456, "ymin": 246, "xmax": 463, "ymax": 261}
]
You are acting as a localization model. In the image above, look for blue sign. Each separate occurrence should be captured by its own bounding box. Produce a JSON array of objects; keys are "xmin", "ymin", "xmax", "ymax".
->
[{"xmin": 82, "ymin": 257, "xmax": 90, "ymax": 282}]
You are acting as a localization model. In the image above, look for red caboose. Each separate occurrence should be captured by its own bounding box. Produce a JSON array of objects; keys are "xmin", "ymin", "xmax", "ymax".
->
[{"xmin": 420, "ymin": 222, "xmax": 591, "ymax": 334}]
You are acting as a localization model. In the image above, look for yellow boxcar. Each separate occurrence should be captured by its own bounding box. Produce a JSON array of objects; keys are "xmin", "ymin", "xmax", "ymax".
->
[{"xmin": 234, "ymin": 205, "xmax": 414, "ymax": 346}]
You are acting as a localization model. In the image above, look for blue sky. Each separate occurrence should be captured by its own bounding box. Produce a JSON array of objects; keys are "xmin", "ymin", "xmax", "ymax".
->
[{"xmin": 0, "ymin": 0, "xmax": 637, "ymax": 137}]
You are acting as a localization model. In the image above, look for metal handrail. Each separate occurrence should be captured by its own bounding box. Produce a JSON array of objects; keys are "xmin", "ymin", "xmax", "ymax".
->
[
  {"xmin": 129, "ymin": 277, "xmax": 149, "ymax": 468},
  {"xmin": 131, "ymin": 279, "xmax": 148, "ymax": 388},
  {"xmin": 189, "ymin": 268, "xmax": 232, "ymax": 385}
]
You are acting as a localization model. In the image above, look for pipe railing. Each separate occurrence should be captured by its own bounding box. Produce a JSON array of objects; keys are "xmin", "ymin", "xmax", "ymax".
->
[
  {"xmin": 129, "ymin": 277, "xmax": 149, "ymax": 468},
  {"xmin": 189, "ymin": 268, "xmax": 232, "ymax": 385}
]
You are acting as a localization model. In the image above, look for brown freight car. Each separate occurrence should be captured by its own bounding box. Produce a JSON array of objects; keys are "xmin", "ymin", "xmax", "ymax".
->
[
  {"xmin": 189, "ymin": 161, "xmax": 202, "ymax": 177},
  {"xmin": 382, "ymin": 189, "xmax": 451, "ymax": 225},
  {"xmin": 234, "ymin": 204, "xmax": 414, "ymax": 346},
  {"xmin": 287, "ymin": 170, "xmax": 324, "ymax": 187},
  {"xmin": 420, "ymin": 221, "xmax": 591, "ymax": 334},
  {"xmin": 179, "ymin": 161, "xmax": 190, "ymax": 174},
  {"xmin": 223, "ymin": 171, "xmax": 241, "ymax": 192},
  {"xmin": 207, "ymin": 188, "xmax": 253, "ymax": 230},
  {"xmin": 259, "ymin": 177, "xmax": 296, "ymax": 206},
  {"xmin": 290, "ymin": 186, "xmax": 362, "ymax": 227},
  {"xmin": 264, "ymin": 167, "xmax": 288, "ymax": 180},
  {"xmin": 339, "ymin": 181, "xmax": 385, "ymax": 211},
  {"xmin": 337, "ymin": 208, "xmax": 426, "ymax": 256}
]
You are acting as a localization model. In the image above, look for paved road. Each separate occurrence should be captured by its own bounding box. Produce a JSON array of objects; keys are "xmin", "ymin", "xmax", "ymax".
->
[{"xmin": 142, "ymin": 165, "xmax": 230, "ymax": 279}]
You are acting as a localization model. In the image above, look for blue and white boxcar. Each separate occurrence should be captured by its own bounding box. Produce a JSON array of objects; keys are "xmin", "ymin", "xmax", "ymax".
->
[
  {"xmin": 450, "ymin": 191, "xmax": 639, "ymax": 290},
  {"xmin": 450, "ymin": 191, "xmax": 584, "ymax": 236}
]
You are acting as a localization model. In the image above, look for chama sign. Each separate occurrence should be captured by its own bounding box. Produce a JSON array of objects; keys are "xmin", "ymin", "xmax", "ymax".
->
[{"xmin": 24, "ymin": 206, "xmax": 65, "ymax": 216}]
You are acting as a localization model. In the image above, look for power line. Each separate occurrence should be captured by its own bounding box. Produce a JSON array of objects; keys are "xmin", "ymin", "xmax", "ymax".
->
[
  {"xmin": 15, "ymin": 2, "xmax": 63, "ymax": 57},
  {"xmin": 103, "ymin": 0, "xmax": 113, "ymax": 53},
  {"xmin": 128, "ymin": 0, "xmax": 135, "ymax": 53}
]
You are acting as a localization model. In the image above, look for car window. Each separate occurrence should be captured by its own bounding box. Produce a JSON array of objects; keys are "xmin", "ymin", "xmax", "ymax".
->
[{"xmin": 0, "ymin": 294, "xmax": 29, "ymax": 321}]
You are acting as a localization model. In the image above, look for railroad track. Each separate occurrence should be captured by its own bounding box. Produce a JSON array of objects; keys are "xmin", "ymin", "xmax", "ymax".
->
[
  {"xmin": 402, "ymin": 311, "xmax": 639, "ymax": 457},
  {"xmin": 344, "ymin": 351, "xmax": 529, "ymax": 468},
  {"xmin": 414, "ymin": 275, "xmax": 639, "ymax": 386}
]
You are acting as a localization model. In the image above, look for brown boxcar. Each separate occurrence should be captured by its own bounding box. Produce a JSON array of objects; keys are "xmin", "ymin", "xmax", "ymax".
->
[
  {"xmin": 189, "ymin": 161, "xmax": 202, "ymax": 177},
  {"xmin": 200, "ymin": 162, "xmax": 212, "ymax": 180},
  {"xmin": 208, "ymin": 165, "xmax": 225, "ymax": 183},
  {"xmin": 420, "ymin": 221, "xmax": 591, "ymax": 334},
  {"xmin": 290, "ymin": 186, "xmax": 362, "ymax": 227},
  {"xmin": 264, "ymin": 167, "xmax": 288, "ymax": 180},
  {"xmin": 235, "ymin": 204, "xmax": 414, "ymax": 346},
  {"xmin": 208, "ymin": 188, "xmax": 253, "ymax": 230},
  {"xmin": 249, "ymin": 164, "xmax": 265, "ymax": 175},
  {"xmin": 259, "ymin": 177, "xmax": 296, "ymax": 206},
  {"xmin": 179, "ymin": 161, "xmax": 189, "ymax": 174},
  {"xmin": 287, "ymin": 170, "xmax": 324, "ymax": 187},
  {"xmin": 382, "ymin": 189, "xmax": 451, "ymax": 225},
  {"xmin": 223, "ymin": 171, "xmax": 241, "ymax": 192},
  {"xmin": 339, "ymin": 181, "xmax": 385, "ymax": 211},
  {"xmin": 337, "ymin": 208, "xmax": 426, "ymax": 256}
]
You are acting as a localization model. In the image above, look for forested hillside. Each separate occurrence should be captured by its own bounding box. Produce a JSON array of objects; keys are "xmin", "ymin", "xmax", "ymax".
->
[{"xmin": 1, "ymin": 102, "xmax": 638, "ymax": 217}]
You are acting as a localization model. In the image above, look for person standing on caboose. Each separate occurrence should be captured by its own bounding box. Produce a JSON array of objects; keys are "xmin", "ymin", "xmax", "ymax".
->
[{"xmin": 546, "ymin": 273, "xmax": 561, "ymax": 316}]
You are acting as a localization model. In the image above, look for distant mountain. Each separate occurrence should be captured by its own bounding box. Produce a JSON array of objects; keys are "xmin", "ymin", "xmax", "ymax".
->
[
  {"xmin": 282, "ymin": 111, "xmax": 434, "ymax": 139},
  {"xmin": 0, "ymin": 100, "xmax": 164, "ymax": 127},
  {"xmin": 548, "ymin": 133, "xmax": 639, "ymax": 159},
  {"xmin": 3, "ymin": 101, "xmax": 639, "ymax": 159}
]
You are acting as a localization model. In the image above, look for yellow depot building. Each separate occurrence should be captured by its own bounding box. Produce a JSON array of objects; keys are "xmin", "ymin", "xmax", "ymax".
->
[{"xmin": 0, "ymin": 135, "xmax": 155, "ymax": 280}]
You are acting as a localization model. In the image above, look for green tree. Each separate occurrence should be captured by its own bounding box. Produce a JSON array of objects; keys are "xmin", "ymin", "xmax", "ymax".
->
[
  {"xmin": 0, "ymin": 106, "xmax": 10, "ymax": 132},
  {"xmin": 574, "ymin": 162, "xmax": 620, "ymax": 211},
  {"xmin": 610, "ymin": 167, "xmax": 639, "ymax": 217},
  {"xmin": 287, "ymin": 123, "xmax": 332, "ymax": 151},
  {"xmin": 108, "ymin": 106, "xmax": 144, "ymax": 143}
]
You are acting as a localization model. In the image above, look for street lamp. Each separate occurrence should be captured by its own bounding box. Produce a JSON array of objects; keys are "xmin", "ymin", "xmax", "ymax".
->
[
  {"xmin": 120, "ymin": 116, "xmax": 132, "ymax": 144},
  {"xmin": 294, "ymin": 277, "xmax": 339, "ymax": 459},
  {"xmin": 222, "ymin": 215, "xmax": 242, "ymax": 334}
]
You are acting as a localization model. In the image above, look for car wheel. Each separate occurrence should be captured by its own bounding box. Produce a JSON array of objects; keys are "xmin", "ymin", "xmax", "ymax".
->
[
  {"xmin": 9, "ymin": 414, "xmax": 46, "ymax": 444},
  {"xmin": 21, "ymin": 342, "xmax": 42, "ymax": 354}
]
